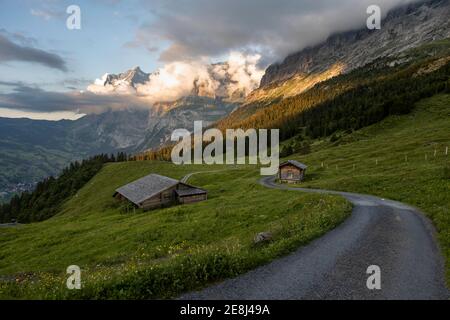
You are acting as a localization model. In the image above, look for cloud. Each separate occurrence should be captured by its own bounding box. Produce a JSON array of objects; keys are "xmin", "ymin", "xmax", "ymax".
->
[
  {"xmin": 0, "ymin": 80, "xmax": 25, "ymax": 87},
  {"xmin": 29, "ymin": 0, "xmax": 69, "ymax": 22},
  {"xmin": 0, "ymin": 33, "xmax": 68, "ymax": 71},
  {"xmin": 62, "ymin": 78, "xmax": 92, "ymax": 90},
  {"xmin": 0, "ymin": 28, "xmax": 38, "ymax": 47},
  {"xmin": 30, "ymin": 8, "xmax": 63, "ymax": 21},
  {"xmin": 1, "ymin": 0, "xmax": 423, "ymax": 120},
  {"xmin": 131, "ymin": 0, "xmax": 418, "ymax": 63},
  {"xmin": 87, "ymin": 52, "xmax": 264, "ymax": 103},
  {"xmin": 0, "ymin": 52, "xmax": 264, "ymax": 117},
  {"xmin": 0, "ymin": 108, "xmax": 84, "ymax": 121},
  {"xmin": 0, "ymin": 84, "xmax": 150, "ymax": 115}
]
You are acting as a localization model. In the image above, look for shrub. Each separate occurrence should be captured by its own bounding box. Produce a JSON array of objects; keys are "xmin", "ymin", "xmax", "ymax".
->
[{"xmin": 444, "ymin": 165, "xmax": 450, "ymax": 179}]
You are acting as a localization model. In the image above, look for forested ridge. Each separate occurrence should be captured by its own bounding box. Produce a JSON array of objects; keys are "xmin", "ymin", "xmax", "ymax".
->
[{"xmin": 218, "ymin": 52, "xmax": 450, "ymax": 141}]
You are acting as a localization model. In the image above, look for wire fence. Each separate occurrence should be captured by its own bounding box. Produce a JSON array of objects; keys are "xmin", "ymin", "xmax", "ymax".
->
[{"xmin": 303, "ymin": 146, "xmax": 450, "ymax": 173}]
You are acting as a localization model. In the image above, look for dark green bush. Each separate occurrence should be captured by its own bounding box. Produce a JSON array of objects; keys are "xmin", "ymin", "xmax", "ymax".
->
[{"xmin": 444, "ymin": 165, "xmax": 450, "ymax": 179}]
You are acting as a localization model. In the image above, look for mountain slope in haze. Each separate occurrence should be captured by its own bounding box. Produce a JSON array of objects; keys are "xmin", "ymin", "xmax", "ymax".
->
[
  {"xmin": 71, "ymin": 97, "xmax": 236, "ymax": 151},
  {"xmin": 249, "ymin": 0, "xmax": 450, "ymax": 103},
  {"xmin": 0, "ymin": 117, "xmax": 117, "ymax": 200}
]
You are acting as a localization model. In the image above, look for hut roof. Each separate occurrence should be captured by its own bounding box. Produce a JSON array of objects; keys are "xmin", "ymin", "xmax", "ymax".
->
[
  {"xmin": 115, "ymin": 174, "xmax": 179, "ymax": 205},
  {"xmin": 280, "ymin": 160, "xmax": 308, "ymax": 170},
  {"xmin": 175, "ymin": 188, "xmax": 207, "ymax": 197}
]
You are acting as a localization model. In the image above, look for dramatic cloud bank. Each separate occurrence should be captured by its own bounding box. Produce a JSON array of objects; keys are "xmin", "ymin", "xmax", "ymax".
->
[
  {"xmin": 0, "ymin": 0, "xmax": 422, "ymax": 120},
  {"xmin": 132, "ymin": 0, "xmax": 419, "ymax": 63},
  {"xmin": 87, "ymin": 52, "xmax": 264, "ymax": 103},
  {"xmin": 0, "ymin": 52, "xmax": 264, "ymax": 117},
  {"xmin": 0, "ymin": 32, "xmax": 67, "ymax": 71},
  {"xmin": 0, "ymin": 85, "xmax": 148, "ymax": 115}
]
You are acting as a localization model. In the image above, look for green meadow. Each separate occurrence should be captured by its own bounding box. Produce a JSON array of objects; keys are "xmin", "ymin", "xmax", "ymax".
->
[
  {"xmin": 288, "ymin": 94, "xmax": 450, "ymax": 283},
  {"xmin": 0, "ymin": 162, "xmax": 350, "ymax": 299},
  {"xmin": 0, "ymin": 94, "xmax": 448, "ymax": 299}
]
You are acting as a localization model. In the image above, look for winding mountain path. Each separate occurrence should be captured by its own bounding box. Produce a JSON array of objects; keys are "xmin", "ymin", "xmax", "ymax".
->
[
  {"xmin": 180, "ymin": 176, "xmax": 449, "ymax": 300},
  {"xmin": 181, "ymin": 169, "xmax": 231, "ymax": 183},
  {"xmin": 0, "ymin": 223, "xmax": 20, "ymax": 228}
]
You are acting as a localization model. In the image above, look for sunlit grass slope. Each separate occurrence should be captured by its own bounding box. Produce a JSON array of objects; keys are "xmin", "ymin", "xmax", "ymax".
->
[
  {"xmin": 0, "ymin": 162, "xmax": 350, "ymax": 299},
  {"xmin": 1, "ymin": 94, "xmax": 447, "ymax": 298},
  {"xmin": 287, "ymin": 94, "xmax": 450, "ymax": 283}
]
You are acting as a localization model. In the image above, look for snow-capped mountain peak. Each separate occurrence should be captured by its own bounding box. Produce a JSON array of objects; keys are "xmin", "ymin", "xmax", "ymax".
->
[{"xmin": 86, "ymin": 53, "xmax": 264, "ymax": 102}]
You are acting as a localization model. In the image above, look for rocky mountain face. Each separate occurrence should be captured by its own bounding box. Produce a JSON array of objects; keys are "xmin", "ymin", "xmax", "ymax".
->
[
  {"xmin": 77, "ymin": 61, "xmax": 249, "ymax": 151},
  {"xmin": 137, "ymin": 96, "xmax": 236, "ymax": 149},
  {"xmin": 255, "ymin": 0, "xmax": 450, "ymax": 100},
  {"xmin": 103, "ymin": 67, "xmax": 150, "ymax": 88},
  {"xmin": 70, "ymin": 97, "xmax": 236, "ymax": 152},
  {"xmin": 88, "ymin": 66, "xmax": 149, "ymax": 94}
]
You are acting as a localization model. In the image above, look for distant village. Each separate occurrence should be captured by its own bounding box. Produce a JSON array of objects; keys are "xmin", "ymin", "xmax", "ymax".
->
[{"xmin": 0, "ymin": 182, "xmax": 36, "ymax": 202}]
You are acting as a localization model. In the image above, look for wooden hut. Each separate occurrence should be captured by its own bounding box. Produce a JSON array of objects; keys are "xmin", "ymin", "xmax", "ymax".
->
[
  {"xmin": 278, "ymin": 160, "xmax": 307, "ymax": 183},
  {"xmin": 113, "ymin": 174, "xmax": 207, "ymax": 211}
]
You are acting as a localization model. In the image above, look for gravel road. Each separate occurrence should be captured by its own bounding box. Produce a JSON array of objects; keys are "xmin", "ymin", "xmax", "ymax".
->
[{"xmin": 180, "ymin": 176, "xmax": 449, "ymax": 300}]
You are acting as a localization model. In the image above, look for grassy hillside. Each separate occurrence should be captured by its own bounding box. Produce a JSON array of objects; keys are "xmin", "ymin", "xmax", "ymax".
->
[
  {"xmin": 1, "ymin": 94, "xmax": 448, "ymax": 299},
  {"xmin": 0, "ymin": 162, "xmax": 350, "ymax": 299},
  {"xmin": 285, "ymin": 94, "xmax": 450, "ymax": 282}
]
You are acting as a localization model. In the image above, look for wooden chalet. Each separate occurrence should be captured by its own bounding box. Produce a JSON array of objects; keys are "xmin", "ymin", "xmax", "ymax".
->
[
  {"xmin": 113, "ymin": 174, "xmax": 207, "ymax": 211},
  {"xmin": 278, "ymin": 160, "xmax": 307, "ymax": 183}
]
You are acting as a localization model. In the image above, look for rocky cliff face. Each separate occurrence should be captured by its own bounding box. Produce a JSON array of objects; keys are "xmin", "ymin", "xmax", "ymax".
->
[
  {"xmin": 72, "ymin": 96, "xmax": 236, "ymax": 152},
  {"xmin": 78, "ymin": 59, "xmax": 250, "ymax": 152},
  {"xmin": 260, "ymin": 0, "xmax": 450, "ymax": 88},
  {"xmin": 87, "ymin": 66, "xmax": 151, "ymax": 95},
  {"xmin": 136, "ymin": 97, "xmax": 236, "ymax": 150}
]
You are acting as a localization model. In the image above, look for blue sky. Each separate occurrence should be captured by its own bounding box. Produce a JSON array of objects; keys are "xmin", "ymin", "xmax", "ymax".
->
[{"xmin": 0, "ymin": 0, "xmax": 161, "ymax": 93}]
